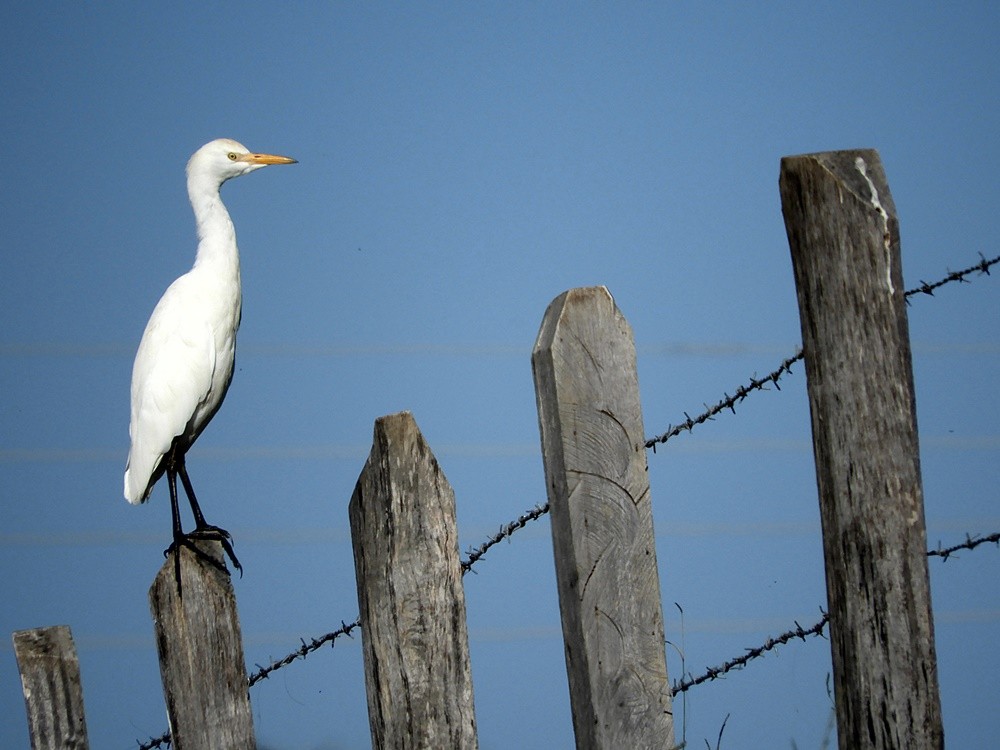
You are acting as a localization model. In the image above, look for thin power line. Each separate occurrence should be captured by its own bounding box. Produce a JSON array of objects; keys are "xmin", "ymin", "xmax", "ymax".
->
[
  {"xmin": 4, "ymin": 254, "xmax": 997, "ymax": 362},
  {"xmin": 2, "ymin": 434, "xmax": 998, "ymax": 466},
  {"xmin": 3, "ymin": 339, "xmax": 997, "ymax": 359}
]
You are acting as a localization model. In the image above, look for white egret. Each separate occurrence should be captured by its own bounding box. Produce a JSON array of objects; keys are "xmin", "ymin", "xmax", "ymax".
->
[{"xmin": 125, "ymin": 138, "xmax": 296, "ymax": 585}]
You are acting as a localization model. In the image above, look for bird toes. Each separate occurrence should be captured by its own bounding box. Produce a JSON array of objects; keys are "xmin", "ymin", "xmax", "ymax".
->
[
  {"xmin": 189, "ymin": 525, "xmax": 242, "ymax": 577},
  {"xmin": 164, "ymin": 533, "xmax": 234, "ymax": 578}
]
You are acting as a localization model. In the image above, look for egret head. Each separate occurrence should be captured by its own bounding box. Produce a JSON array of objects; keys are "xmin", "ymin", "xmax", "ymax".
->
[{"xmin": 186, "ymin": 138, "xmax": 297, "ymax": 188}]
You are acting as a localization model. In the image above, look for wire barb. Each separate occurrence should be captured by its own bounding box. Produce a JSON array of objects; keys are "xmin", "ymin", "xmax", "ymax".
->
[
  {"xmin": 247, "ymin": 619, "xmax": 361, "ymax": 688},
  {"xmin": 904, "ymin": 252, "xmax": 998, "ymax": 299},
  {"xmin": 646, "ymin": 251, "xmax": 999, "ymax": 448},
  {"xmin": 672, "ymin": 613, "xmax": 830, "ymax": 695},
  {"xmin": 927, "ymin": 531, "xmax": 1000, "ymax": 561},
  {"xmin": 462, "ymin": 503, "xmax": 550, "ymax": 574},
  {"xmin": 672, "ymin": 530, "xmax": 1000, "ymax": 697},
  {"xmin": 645, "ymin": 353, "xmax": 802, "ymax": 449},
  {"xmin": 136, "ymin": 733, "xmax": 171, "ymax": 750}
]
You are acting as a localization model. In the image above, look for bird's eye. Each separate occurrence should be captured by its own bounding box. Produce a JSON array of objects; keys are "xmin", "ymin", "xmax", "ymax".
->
[{"xmin": 227, "ymin": 152, "xmax": 238, "ymax": 161}]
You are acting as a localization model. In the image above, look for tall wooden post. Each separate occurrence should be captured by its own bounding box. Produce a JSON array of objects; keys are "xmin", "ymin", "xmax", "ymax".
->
[
  {"xmin": 349, "ymin": 411, "xmax": 478, "ymax": 750},
  {"xmin": 532, "ymin": 286, "xmax": 674, "ymax": 750},
  {"xmin": 780, "ymin": 149, "xmax": 942, "ymax": 749},
  {"xmin": 149, "ymin": 541, "xmax": 256, "ymax": 750},
  {"xmin": 12, "ymin": 625, "xmax": 90, "ymax": 750}
]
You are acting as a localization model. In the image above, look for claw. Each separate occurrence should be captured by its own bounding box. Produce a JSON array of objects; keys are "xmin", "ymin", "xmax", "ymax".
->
[
  {"xmin": 190, "ymin": 524, "xmax": 242, "ymax": 577},
  {"xmin": 164, "ymin": 531, "xmax": 238, "ymax": 596}
]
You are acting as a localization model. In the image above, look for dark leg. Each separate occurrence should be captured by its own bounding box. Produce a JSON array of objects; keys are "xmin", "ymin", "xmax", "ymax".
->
[
  {"xmin": 167, "ymin": 465, "xmax": 184, "ymax": 592},
  {"xmin": 161, "ymin": 450, "xmax": 241, "ymax": 595},
  {"xmin": 175, "ymin": 454, "xmax": 242, "ymax": 576}
]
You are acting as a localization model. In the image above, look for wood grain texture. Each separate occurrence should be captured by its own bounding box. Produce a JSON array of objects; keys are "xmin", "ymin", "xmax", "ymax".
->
[
  {"xmin": 12, "ymin": 625, "xmax": 90, "ymax": 750},
  {"xmin": 349, "ymin": 411, "xmax": 478, "ymax": 750},
  {"xmin": 149, "ymin": 541, "xmax": 255, "ymax": 750},
  {"xmin": 532, "ymin": 287, "xmax": 674, "ymax": 750},
  {"xmin": 781, "ymin": 150, "xmax": 943, "ymax": 750}
]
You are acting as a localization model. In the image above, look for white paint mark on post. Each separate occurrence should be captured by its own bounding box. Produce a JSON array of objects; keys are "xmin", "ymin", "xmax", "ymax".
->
[{"xmin": 855, "ymin": 156, "xmax": 895, "ymax": 295}]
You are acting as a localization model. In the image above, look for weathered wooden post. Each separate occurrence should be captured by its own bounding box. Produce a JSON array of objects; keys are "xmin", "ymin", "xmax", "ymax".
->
[
  {"xmin": 349, "ymin": 411, "xmax": 478, "ymax": 750},
  {"xmin": 12, "ymin": 625, "xmax": 90, "ymax": 750},
  {"xmin": 780, "ymin": 149, "xmax": 943, "ymax": 749},
  {"xmin": 532, "ymin": 286, "xmax": 674, "ymax": 750},
  {"xmin": 149, "ymin": 541, "xmax": 255, "ymax": 750}
]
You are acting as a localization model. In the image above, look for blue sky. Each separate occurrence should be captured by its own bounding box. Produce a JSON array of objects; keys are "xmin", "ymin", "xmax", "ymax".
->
[{"xmin": 1, "ymin": 3, "xmax": 998, "ymax": 748}]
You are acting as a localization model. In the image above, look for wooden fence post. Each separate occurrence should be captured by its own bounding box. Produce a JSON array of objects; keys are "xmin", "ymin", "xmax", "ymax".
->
[
  {"xmin": 780, "ymin": 149, "xmax": 943, "ymax": 749},
  {"xmin": 148, "ymin": 540, "xmax": 256, "ymax": 750},
  {"xmin": 349, "ymin": 411, "xmax": 478, "ymax": 750},
  {"xmin": 12, "ymin": 625, "xmax": 89, "ymax": 750},
  {"xmin": 532, "ymin": 286, "xmax": 675, "ymax": 750}
]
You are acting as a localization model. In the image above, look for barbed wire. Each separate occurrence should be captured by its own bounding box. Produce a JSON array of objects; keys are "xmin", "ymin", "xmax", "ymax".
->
[
  {"xmin": 136, "ymin": 732, "xmax": 169, "ymax": 749},
  {"xmin": 462, "ymin": 503, "xmax": 551, "ymax": 573},
  {"xmin": 669, "ymin": 526, "xmax": 1000, "ymax": 694},
  {"xmin": 905, "ymin": 252, "xmax": 996, "ymax": 300},
  {"xmin": 135, "ymin": 252, "xmax": 998, "ymax": 749},
  {"xmin": 242, "ymin": 502, "xmax": 555, "ymax": 694},
  {"xmin": 647, "ymin": 252, "xmax": 999, "ymax": 451},
  {"xmin": 928, "ymin": 531, "xmax": 1000, "ymax": 560},
  {"xmin": 248, "ymin": 619, "xmax": 360, "ymax": 688},
  {"xmin": 138, "ymin": 524, "xmax": 999, "ymax": 749},
  {"xmin": 673, "ymin": 614, "xmax": 830, "ymax": 695},
  {"xmin": 645, "ymin": 352, "xmax": 802, "ymax": 450},
  {"xmin": 137, "ymin": 502, "xmax": 556, "ymax": 749}
]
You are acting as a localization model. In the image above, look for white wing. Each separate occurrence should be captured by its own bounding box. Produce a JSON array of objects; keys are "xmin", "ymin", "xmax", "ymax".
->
[{"xmin": 124, "ymin": 274, "xmax": 217, "ymax": 504}]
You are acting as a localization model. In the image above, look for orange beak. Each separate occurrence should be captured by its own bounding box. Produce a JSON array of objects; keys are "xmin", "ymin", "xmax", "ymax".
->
[{"xmin": 243, "ymin": 152, "xmax": 297, "ymax": 166}]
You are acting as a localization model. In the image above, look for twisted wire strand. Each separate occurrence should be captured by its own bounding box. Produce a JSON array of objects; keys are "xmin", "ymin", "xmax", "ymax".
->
[
  {"xmin": 462, "ymin": 503, "xmax": 551, "ymax": 573},
  {"xmin": 672, "ymin": 526, "xmax": 1000, "ymax": 693},
  {"xmin": 904, "ymin": 252, "xmax": 996, "ymax": 299},
  {"xmin": 672, "ymin": 614, "xmax": 830, "ymax": 694},
  {"xmin": 647, "ymin": 252, "xmax": 998, "ymax": 450},
  {"xmin": 927, "ymin": 531, "xmax": 1000, "ymax": 560}
]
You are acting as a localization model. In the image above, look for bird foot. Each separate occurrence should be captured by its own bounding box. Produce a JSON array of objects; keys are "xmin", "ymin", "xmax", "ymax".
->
[
  {"xmin": 189, "ymin": 524, "xmax": 242, "ymax": 577},
  {"xmin": 163, "ymin": 528, "xmax": 242, "ymax": 595}
]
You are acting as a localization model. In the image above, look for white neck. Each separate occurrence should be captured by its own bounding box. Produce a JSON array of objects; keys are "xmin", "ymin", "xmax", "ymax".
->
[{"xmin": 187, "ymin": 173, "xmax": 239, "ymax": 271}]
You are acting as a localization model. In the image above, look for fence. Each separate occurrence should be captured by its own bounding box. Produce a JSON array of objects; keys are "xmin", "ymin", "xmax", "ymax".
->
[{"xmin": 12, "ymin": 149, "xmax": 1000, "ymax": 750}]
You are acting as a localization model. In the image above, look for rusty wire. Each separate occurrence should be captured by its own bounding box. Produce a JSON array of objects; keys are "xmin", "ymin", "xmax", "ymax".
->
[{"xmin": 135, "ymin": 252, "xmax": 998, "ymax": 750}]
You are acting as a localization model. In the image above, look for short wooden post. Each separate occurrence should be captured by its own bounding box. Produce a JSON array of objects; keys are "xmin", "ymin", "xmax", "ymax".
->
[
  {"xmin": 780, "ymin": 150, "xmax": 943, "ymax": 749},
  {"xmin": 349, "ymin": 411, "xmax": 478, "ymax": 750},
  {"xmin": 12, "ymin": 625, "xmax": 90, "ymax": 750},
  {"xmin": 149, "ymin": 541, "xmax": 255, "ymax": 750},
  {"xmin": 532, "ymin": 287, "xmax": 674, "ymax": 750}
]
